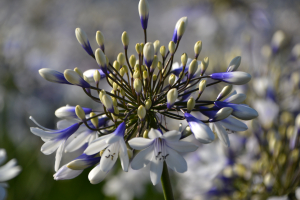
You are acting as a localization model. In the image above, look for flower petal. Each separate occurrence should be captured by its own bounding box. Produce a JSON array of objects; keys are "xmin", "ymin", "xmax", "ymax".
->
[
  {"xmin": 162, "ymin": 130, "xmax": 181, "ymax": 141},
  {"xmin": 148, "ymin": 128, "xmax": 162, "ymax": 139},
  {"xmin": 131, "ymin": 146, "xmax": 154, "ymax": 170},
  {"xmin": 219, "ymin": 116, "xmax": 248, "ymax": 132},
  {"xmin": 99, "ymin": 143, "xmax": 119, "ymax": 172},
  {"xmin": 128, "ymin": 138, "xmax": 153, "ymax": 150},
  {"xmin": 119, "ymin": 148, "xmax": 129, "ymax": 172},
  {"xmin": 88, "ymin": 164, "xmax": 108, "ymax": 184},
  {"xmin": 150, "ymin": 157, "xmax": 163, "ymax": 185},
  {"xmin": 84, "ymin": 135, "xmax": 110, "ymax": 155},
  {"xmin": 166, "ymin": 140, "xmax": 198, "ymax": 152},
  {"xmin": 41, "ymin": 139, "xmax": 62, "ymax": 155},
  {"xmin": 65, "ymin": 131, "xmax": 92, "ymax": 152},
  {"xmin": 213, "ymin": 122, "xmax": 230, "ymax": 147},
  {"xmin": 0, "ymin": 159, "xmax": 21, "ymax": 182},
  {"xmin": 55, "ymin": 141, "xmax": 66, "ymax": 172},
  {"xmin": 0, "ymin": 149, "xmax": 6, "ymax": 165},
  {"xmin": 165, "ymin": 147, "xmax": 187, "ymax": 173},
  {"xmin": 54, "ymin": 165, "xmax": 83, "ymax": 180}
]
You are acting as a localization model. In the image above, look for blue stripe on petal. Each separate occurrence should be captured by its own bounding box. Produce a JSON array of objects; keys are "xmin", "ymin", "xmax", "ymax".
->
[
  {"xmin": 55, "ymin": 123, "xmax": 80, "ymax": 140},
  {"xmin": 113, "ymin": 122, "xmax": 126, "ymax": 137}
]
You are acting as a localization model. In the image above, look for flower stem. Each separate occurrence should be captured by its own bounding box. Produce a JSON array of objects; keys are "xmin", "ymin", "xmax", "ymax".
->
[{"xmin": 161, "ymin": 162, "xmax": 174, "ymax": 200}]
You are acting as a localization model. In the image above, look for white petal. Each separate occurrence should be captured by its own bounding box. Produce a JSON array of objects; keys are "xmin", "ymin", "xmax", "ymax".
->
[
  {"xmin": 0, "ymin": 186, "xmax": 6, "ymax": 200},
  {"xmin": 148, "ymin": 129, "xmax": 162, "ymax": 139},
  {"xmin": 150, "ymin": 157, "xmax": 163, "ymax": 185},
  {"xmin": 219, "ymin": 116, "xmax": 248, "ymax": 132},
  {"xmin": 57, "ymin": 119, "xmax": 80, "ymax": 129},
  {"xmin": 0, "ymin": 149, "xmax": 6, "ymax": 165},
  {"xmin": 88, "ymin": 164, "xmax": 108, "ymax": 184},
  {"xmin": 166, "ymin": 147, "xmax": 187, "ymax": 173},
  {"xmin": 213, "ymin": 122, "xmax": 230, "ymax": 147},
  {"xmin": 166, "ymin": 140, "xmax": 198, "ymax": 152},
  {"xmin": 55, "ymin": 141, "xmax": 66, "ymax": 172},
  {"xmin": 162, "ymin": 130, "xmax": 181, "ymax": 141},
  {"xmin": 100, "ymin": 144, "xmax": 119, "ymax": 172},
  {"xmin": 65, "ymin": 131, "xmax": 90, "ymax": 152},
  {"xmin": 128, "ymin": 138, "xmax": 153, "ymax": 150},
  {"xmin": 84, "ymin": 135, "xmax": 110, "ymax": 155},
  {"xmin": 30, "ymin": 128, "xmax": 60, "ymax": 139},
  {"xmin": 54, "ymin": 165, "xmax": 83, "ymax": 180},
  {"xmin": 119, "ymin": 148, "xmax": 129, "ymax": 172},
  {"xmin": 189, "ymin": 121, "xmax": 215, "ymax": 144},
  {"xmin": 119, "ymin": 139, "xmax": 127, "ymax": 154},
  {"xmin": 105, "ymin": 134, "xmax": 121, "ymax": 145},
  {"xmin": 131, "ymin": 146, "xmax": 154, "ymax": 170},
  {"xmin": 224, "ymin": 93, "xmax": 246, "ymax": 104},
  {"xmin": 0, "ymin": 159, "xmax": 21, "ymax": 182},
  {"xmin": 88, "ymin": 132, "xmax": 98, "ymax": 144},
  {"xmin": 41, "ymin": 139, "xmax": 62, "ymax": 155}
]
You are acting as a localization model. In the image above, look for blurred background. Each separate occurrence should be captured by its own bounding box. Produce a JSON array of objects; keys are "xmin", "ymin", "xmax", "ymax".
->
[{"xmin": 1, "ymin": 0, "xmax": 300, "ymax": 199}]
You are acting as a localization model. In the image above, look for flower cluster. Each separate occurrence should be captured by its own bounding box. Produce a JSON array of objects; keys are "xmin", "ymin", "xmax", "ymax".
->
[{"xmin": 29, "ymin": 0, "xmax": 257, "ymax": 197}]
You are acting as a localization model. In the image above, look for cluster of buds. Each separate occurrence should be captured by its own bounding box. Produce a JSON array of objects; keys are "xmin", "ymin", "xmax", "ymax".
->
[{"xmin": 31, "ymin": 0, "xmax": 257, "ymax": 197}]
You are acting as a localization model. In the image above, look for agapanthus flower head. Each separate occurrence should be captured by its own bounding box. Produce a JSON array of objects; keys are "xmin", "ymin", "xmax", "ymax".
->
[{"xmin": 29, "ymin": 0, "xmax": 257, "ymax": 197}]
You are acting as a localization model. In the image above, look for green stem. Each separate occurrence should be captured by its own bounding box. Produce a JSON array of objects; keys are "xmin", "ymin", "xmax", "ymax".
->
[{"xmin": 161, "ymin": 162, "xmax": 174, "ymax": 200}]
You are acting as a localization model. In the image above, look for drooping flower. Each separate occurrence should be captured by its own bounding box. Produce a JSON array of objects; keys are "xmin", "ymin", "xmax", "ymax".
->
[{"xmin": 129, "ymin": 129, "xmax": 198, "ymax": 185}]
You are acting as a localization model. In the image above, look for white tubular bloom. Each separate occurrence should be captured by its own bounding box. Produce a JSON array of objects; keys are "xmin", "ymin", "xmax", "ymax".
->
[
  {"xmin": 210, "ymin": 71, "xmax": 251, "ymax": 85},
  {"xmin": 75, "ymin": 28, "xmax": 89, "ymax": 46},
  {"xmin": 174, "ymin": 17, "xmax": 188, "ymax": 40},
  {"xmin": 138, "ymin": 0, "xmax": 149, "ymax": 29},
  {"xmin": 226, "ymin": 56, "xmax": 241, "ymax": 72},
  {"xmin": 167, "ymin": 88, "xmax": 178, "ymax": 109}
]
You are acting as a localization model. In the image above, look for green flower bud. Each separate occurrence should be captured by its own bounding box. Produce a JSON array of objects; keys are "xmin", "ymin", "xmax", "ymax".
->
[
  {"xmin": 153, "ymin": 40, "xmax": 160, "ymax": 55},
  {"xmin": 169, "ymin": 74, "xmax": 175, "ymax": 86},
  {"xmin": 143, "ymin": 70, "xmax": 148, "ymax": 79},
  {"xmin": 199, "ymin": 79, "xmax": 206, "ymax": 94},
  {"xmin": 213, "ymin": 107, "xmax": 233, "ymax": 121},
  {"xmin": 75, "ymin": 105, "xmax": 86, "ymax": 121},
  {"xmin": 133, "ymin": 70, "xmax": 140, "ymax": 79},
  {"xmin": 99, "ymin": 90, "xmax": 106, "ymax": 102},
  {"xmin": 160, "ymin": 46, "xmax": 166, "ymax": 57},
  {"xmin": 153, "ymin": 74, "xmax": 157, "ymax": 81},
  {"xmin": 120, "ymin": 88, "xmax": 125, "ymax": 96},
  {"xmin": 112, "ymin": 106, "xmax": 119, "ymax": 120},
  {"xmin": 187, "ymin": 97, "xmax": 195, "ymax": 112},
  {"xmin": 122, "ymin": 65, "xmax": 128, "ymax": 73},
  {"xmin": 113, "ymin": 82, "xmax": 118, "ymax": 91},
  {"xmin": 194, "ymin": 41, "xmax": 202, "ymax": 56},
  {"xmin": 95, "ymin": 48, "xmax": 106, "ymax": 67},
  {"xmin": 93, "ymin": 70, "xmax": 101, "ymax": 83},
  {"xmin": 143, "ymin": 129, "xmax": 149, "ymax": 138},
  {"xmin": 119, "ymin": 68, "xmax": 125, "ymax": 77},
  {"xmin": 74, "ymin": 67, "xmax": 83, "ymax": 77},
  {"xmin": 96, "ymin": 31, "xmax": 105, "ymax": 47},
  {"xmin": 157, "ymin": 61, "xmax": 162, "ymax": 70},
  {"xmin": 113, "ymin": 61, "xmax": 120, "ymax": 71},
  {"xmin": 151, "ymin": 55, "xmax": 158, "ymax": 69},
  {"xmin": 181, "ymin": 53, "xmax": 187, "ymax": 66},
  {"xmin": 200, "ymin": 57, "xmax": 209, "ymax": 76},
  {"xmin": 121, "ymin": 31, "xmax": 129, "ymax": 48},
  {"xmin": 216, "ymin": 84, "xmax": 233, "ymax": 101},
  {"xmin": 145, "ymin": 99, "xmax": 152, "ymax": 110},
  {"xmin": 90, "ymin": 112, "xmax": 98, "ymax": 128},
  {"xmin": 168, "ymin": 41, "xmax": 175, "ymax": 55},
  {"xmin": 129, "ymin": 55, "xmax": 136, "ymax": 68},
  {"xmin": 188, "ymin": 59, "xmax": 198, "ymax": 78},
  {"xmin": 117, "ymin": 53, "xmax": 125, "ymax": 66},
  {"xmin": 135, "ymin": 43, "xmax": 142, "ymax": 54},
  {"xmin": 138, "ymin": 105, "xmax": 146, "ymax": 120},
  {"xmin": 134, "ymin": 78, "xmax": 142, "ymax": 94}
]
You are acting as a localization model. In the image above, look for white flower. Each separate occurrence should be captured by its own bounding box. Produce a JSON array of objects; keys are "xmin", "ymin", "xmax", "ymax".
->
[
  {"xmin": 0, "ymin": 149, "xmax": 21, "ymax": 200},
  {"xmin": 84, "ymin": 122, "xmax": 129, "ymax": 184},
  {"xmin": 129, "ymin": 129, "xmax": 198, "ymax": 185}
]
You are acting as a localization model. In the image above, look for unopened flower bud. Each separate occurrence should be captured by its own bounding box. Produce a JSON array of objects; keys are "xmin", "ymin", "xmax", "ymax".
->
[
  {"xmin": 75, "ymin": 105, "xmax": 86, "ymax": 121},
  {"xmin": 112, "ymin": 106, "xmax": 119, "ymax": 120},
  {"xmin": 75, "ymin": 28, "xmax": 93, "ymax": 56},
  {"xmin": 140, "ymin": 43, "xmax": 144, "ymax": 52},
  {"xmin": 64, "ymin": 69, "xmax": 90, "ymax": 88},
  {"xmin": 121, "ymin": 31, "xmax": 129, "ymax": 49},
  {"xmin": 194, "ymin": 41, "xmax": 202, "ymax": 57},
  {"xmin": 200, "ymin": 57, "xmax": 209, "ymax": 76},
  {"xmin": 181, "ymin": 53, "xmax": 187, "ymax": 66},
  {"xmin": 122, "ymin": 65, "xmax": 128, "ymax": 73},
  {"xmin": 133, "ymin": 70, "xmax": 141, "ymax": 79},
  {"xmin": 271, "ymin": 30, "xmax": 286, "ymax": 53},
  {"xmin": 95, "ymin": 48, "xmax": 107, "ymax": 72},
  {"xmin": 167, "ymin": 88, "xmax": 178, "ymax": 109},
  {"xmin": 134, "ymin": 78, "xmax": 142, "ymax": 94},
  {"xmin": 226, "ymin": 56, "xmax": 241, "ymax": 72},
  {"xmin": 216, "ymin": 84, "xmax": 233, "ymax": 101},
  {"xmin": 188, "ymin": 59, "xmax": 198, "ymax": 78},
  {"xmin": 101, "ymin": 94, "xmax": 114, "ymax": 113},
  {"xmin": 157, "ymin": 61, "xmax": 162, "ymax": 70},
  {"xmin": 143, "ymin": 129, "xmax": 149, "ymax": 138},
  {"xmin": 153, "ymin": 74, "xmax": 157, "ymax": 81},
  {"xmin": 99, "ymin": 90, "xmax": 106, "ymax": 102},
  {"xmin": 129, "ymin": 55, "xmax": 136, "ymax": 68},
  {"xmin": 117, "ymin": 53, "xmax": 125, "ymax": 66},
  {"xmin": 74, "ymin": 67, "xmax": 83, "ymax": 78},
  {"xmin": 211, "ymin": 107, "xmax": 233, "ymax": 122},
  {"xmin": 120, "ymin": 88, "xmax": 125, "ymax": 96},
  {"xmin": 169, "ymin": 74, "xmax": 175, "ymax": 86},
  {"xmin": 143, "ymin": 42, "xmax": 154, "ymax": 68},
  {"xmin": 172, "ymin": 17, "xmax": 188, "ymax": 43},
  {"xmin": 199, "ymin": 79, "xmax": 206, "ymax": 94},
  {"xmin": 138, "ymin": 0, "xmax": 149, "ymax": 29},
  {"xmin": 153, "ymin": 40, "xmax": 160, "ymax": 55},
  {"xmin": 112, "ymin": 83, "xmax": 118, "ymax": 91},
  {"xmin": 187, "ymin": 97, "xmax": 195, "ymax": 112},
  {"xmin": 113, "ymin": 61, "xmax": 120, "ymax": 72},
  {"xmin": 143, "ymin": 70, "xmax": 148, "ymax": 79},
  {"xmin": 119, "ymin": 68, "xmax": 125, "ymax": 77},
  {"xmin": 93, "ymin": 70, "xmax": 101, "ymax": 83},
  {"xmin": 90, "ymin": 112, "xmax": 98, "ymax": 128},
  {"xmin": 138, "ymin": 105, "xmax": 146, "ymax": 120},
  {"xmin": 292, "ymin": 44, "xmax": 300, "ymax": 59},
  {"xmin": 136, "ymin": 43, "xmax": 142, "ymax": 54},
  {"xmin": 96, "ymin": 31, "xmax": 105, "ymax": 50},
  {"xmin": 263, "ymin": 173, "xmax": 275, "ymax": 187},
  {"xmin": 145, "ymin": 99, "xmax": 152, "ymax": 110},
  {"xmin": 160, "ymin": 46, "xmax": 166, "ymax": 57},
  {"xmin": 169, "ymin": 41, "xmax": 175, "ymax": 55},
  {"xmin": 151, "ymin": 55, "xmax": 158, "ymax": 70}
]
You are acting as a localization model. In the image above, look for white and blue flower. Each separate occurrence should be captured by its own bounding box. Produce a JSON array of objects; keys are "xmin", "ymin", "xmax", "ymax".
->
[
  {"xmin": 210, "ymin": 72, "xmax": 251, "ymax": 85},
  {"xmin": 39, "ymin": 68, "xmax": 71, "ymax": 85}
]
